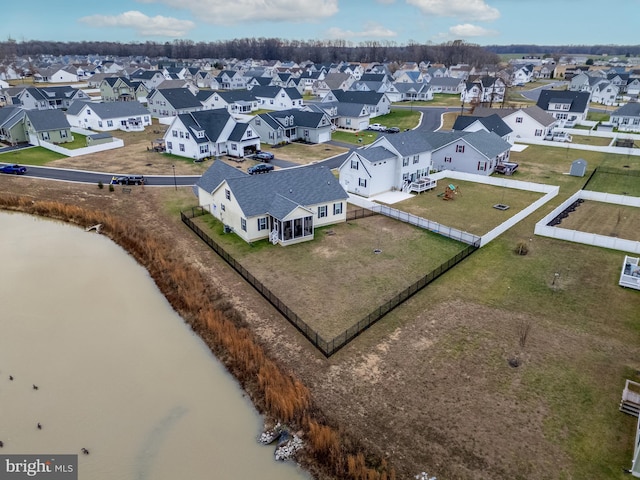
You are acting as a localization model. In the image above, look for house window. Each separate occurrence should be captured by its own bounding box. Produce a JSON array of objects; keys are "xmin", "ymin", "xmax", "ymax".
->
[
  {"xmin": 179, "ymin": 144, "xmax": 185, "ymax": 152},
  {"xmin": 318, "ymin": 205, "xmax": 327, "ymax": 218},
  {"xmin": 413, "ymin": 155, "xmax": 419, "ymax": 164},
  {"xmin": 351, "ymin": 159, "xmax": 359, "ymax": 170},
  {"xmin": 173, "ymin": 130, "xmax": 178, "ymax": 137},
  {"xmin": 535, "ymin": 129, "xmax": 542, "ymax": 136},
  {"xmin": 333, "ymin": 202, "xmax": 343, "ymax": 215},
  {"xmin": 515, "ymin": 117, "xmax": 523, "ymax": 123},
  {"xmin": 167, "ymin": 141, "xmax": 172, "ymax": 149},
  {"xmin": 444, "ymin": 157, "xmax": 452, "ymax": 163},
  {"xmin": 221, "ymin": 204, "xmax": 226, "ymax": 212},
  {"xmin": 258, "ymin": 217, "xmax": 267, "ymax": 231},
  {"xmin": 42, "ymin": 132, "xmax": 50, "ymax": 141},
  {"xmin": 456, "ymin": 145, "xmax": 465, "ymax": 153},
  {"xmin": 60, "ymin": 130, "xmax": 68, "ymax": 138},
  {"xmin": 107, "ymin": 120, "xmax": 113, "ymax": 127},
  {"xmin": 180, "ymin": 131, "xmax": 184, "ymax": 138},
  {"xmin": 256, "ymin": 118, "xmax": 261, "ymax": 125},
  {"xmin": 98, "ymin": 121, "xmax": 103, "ymax": 127},
  {"xmin": 199, "ymin": 145, "xmax": 209, "ymax": 154},
  {"xmin": 185, "ymin": 133, "xmax": 190, "ymax": 139},
  {"xmin": 225, "ymin": 189, "xmax": 231, "ymax": 200},
  {"xmin": 232, "ymin": 144, "xmax": 237, "ymax": 150},
  {"xmin": 478, "ymin": 161, "xmax": 486, "ymax": 171},
  {"xmin": 403, "ymin": 158, "xmax": 409, "ymax": 167},
  {"xmin": 358, "ymin": 178, "xmax": 367, "ymax": 187},
  {"xmin": 241, "ymin": 218, "xmax": 247, "ymax": 231}
]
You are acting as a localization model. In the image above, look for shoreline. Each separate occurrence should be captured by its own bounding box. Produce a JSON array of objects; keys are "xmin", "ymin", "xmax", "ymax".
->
[{"xmin": 0, "ymin": 192, "xmax": 396, "ymax": 480}]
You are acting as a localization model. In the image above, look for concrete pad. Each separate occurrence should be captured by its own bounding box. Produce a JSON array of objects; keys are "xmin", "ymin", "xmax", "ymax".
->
[
  {"xmin": 370, "ymin": 191, "xmax": 414, "ymax": 205},
  {"xmin": 511, "ymin": 144, "xmax": 529, "ymax": 152}
]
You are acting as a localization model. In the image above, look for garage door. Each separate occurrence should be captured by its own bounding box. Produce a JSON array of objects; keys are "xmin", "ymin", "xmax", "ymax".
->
[
  {"xmin": 358, "ymin": 120, "xmax": 369, "ymax": 131},
  {"xmin": 318, "ymin": 131, "xmax": 331, "ymax": 143}
]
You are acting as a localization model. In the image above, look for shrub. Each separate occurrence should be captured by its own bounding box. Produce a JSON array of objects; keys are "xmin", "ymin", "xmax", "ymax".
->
[
  {"xmin": 98, "ymin": 181, "xmax": 104, "ymax": 189},
  {"xmin": 108, "ymin": 184, "xmax": 115, "ymax": 192},
  {"xmin": 515, "ymin": 240, "xmax": 529, "ymax": 256}
]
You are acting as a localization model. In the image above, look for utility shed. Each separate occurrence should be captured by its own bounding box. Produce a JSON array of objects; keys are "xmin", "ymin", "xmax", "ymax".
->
[{"xmin": 570, "ymin": 158, "xmax": 587, "ymax": 177}]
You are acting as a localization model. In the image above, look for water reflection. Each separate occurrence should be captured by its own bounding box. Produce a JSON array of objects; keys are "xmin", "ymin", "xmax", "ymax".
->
[{"xmin": 0, "ymin": 212, "xmax": 309, "ymax": 480}]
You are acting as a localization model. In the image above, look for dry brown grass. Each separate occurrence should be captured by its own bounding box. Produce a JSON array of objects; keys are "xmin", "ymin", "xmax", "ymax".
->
[{"xmin": 0, "ymin": 192, "xmax": 396, "ymax": 480}]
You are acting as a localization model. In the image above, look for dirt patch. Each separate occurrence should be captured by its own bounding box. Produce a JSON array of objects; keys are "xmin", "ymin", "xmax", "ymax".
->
[{"xmin": 557, "ymin": 200, "xmax": 640, "ymax": 241}]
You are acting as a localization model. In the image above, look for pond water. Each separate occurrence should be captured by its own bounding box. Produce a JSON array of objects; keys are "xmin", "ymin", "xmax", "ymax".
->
[{"xmin": 0, "ymin": 212, "xmax": 310, "ymax": 480}]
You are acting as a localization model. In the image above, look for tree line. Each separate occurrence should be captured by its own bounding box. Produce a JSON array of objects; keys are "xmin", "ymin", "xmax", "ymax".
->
[
  {"xmin": 0, "ymin": 38, "xmax": 501, "ymax": 67},
  {"xmin": 485, "ymin": 44, "xmax": 640, "ymax": 57}
]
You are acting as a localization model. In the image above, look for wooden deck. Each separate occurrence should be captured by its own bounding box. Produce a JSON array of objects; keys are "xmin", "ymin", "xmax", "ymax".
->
[{"xmin": 408, "ymin": 177, "xmax": 437, "ymax": 193}]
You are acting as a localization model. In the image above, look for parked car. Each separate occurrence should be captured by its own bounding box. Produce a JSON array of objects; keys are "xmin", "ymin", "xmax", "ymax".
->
[
  {"xmin": 0, "ymin": 164, "xmax": 27, "ymax": 175},
  {"xmin": 386, "ymin": 127, "xmax": 400, "ymax": 133},
  {"xmin": 247, "ymin": 163, "xmax": 274, "ymax": 175},
  {"xmin": 255, "ymin": 151, "xmax": 275, "ymax": 162},
  {"xmin": 367, "ymin": 123, "xmax": 387, "ymax": 131},
  {"xmin": 111, "ymin": 175, "xmax": 145, "ymax": 185}
]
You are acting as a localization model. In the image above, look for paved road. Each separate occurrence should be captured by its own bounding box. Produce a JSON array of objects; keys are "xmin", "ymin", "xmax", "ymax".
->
[
  {"xmin": 0, "ymin": 163, "xmax": 200, "ymax": 187},
  {"xmin": 519, "ymin": 81, "xmax": 567, "ymax": 102},
  {"xmin": 0, "ymin": 105, "xmax": 450, "ymax": 182}
]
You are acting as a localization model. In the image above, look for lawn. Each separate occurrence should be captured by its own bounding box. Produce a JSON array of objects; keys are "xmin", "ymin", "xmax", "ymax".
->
[
  {"xmin": 62, "ymin": 133, "xmax": 88, "ymax": 150},
  {"xmin": 332, "ymin": 130, "xmax": 378, "ymax": 146},
  {"xmin": 584, "ymin": 158, "xmax": 640, "ymax": 196},
  {"xmin": 259, "ymin": 142, "xmax": 348, "ymax": 164},
  {"xmin": 587, "ymin": 111, "xmax": 611, "ymax": 122},
  {"xmin": 375, "ymin": 109, "xmax": 422, "ymax": 130},
  {"xmin": 431, "ymin": 93, "xmax": 466, "ymax": 107},
  {"xmin": 389, "ymin": 179, "xmax": 545, "ymax": 236},
  {"xmin": 0, "ymin": 146, "xmax": 66, "ymax": 165},
  {"xmin": 571, "ymin": 134, "xmax": 612, "ymax": 147},
  {"xmin": 192, "ymin": 212, "xmax": 467, "ymax": 339},
  {"xmin": 558, "ymin": 200, "xmax": 640, "ymax": 241}
]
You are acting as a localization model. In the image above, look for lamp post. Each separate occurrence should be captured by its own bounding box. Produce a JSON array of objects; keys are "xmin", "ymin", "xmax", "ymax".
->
[{"xmin": 172, "ymin": 164, "xmax": 177, "ymax": 191}]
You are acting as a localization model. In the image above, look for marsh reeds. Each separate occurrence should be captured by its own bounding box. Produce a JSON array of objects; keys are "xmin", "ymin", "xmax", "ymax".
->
[{"xmin": 0, "ymin": 194, "xmax": 395, "ymax": 480}]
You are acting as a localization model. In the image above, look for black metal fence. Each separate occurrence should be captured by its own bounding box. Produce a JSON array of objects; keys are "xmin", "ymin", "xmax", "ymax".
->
[
  {"xmin": 346, "ymin": 207, "xmax": 378, "ymax": 221},
  {"xmin": 181, "ymin": 207, "xmax": 477, "ymax": 357}
]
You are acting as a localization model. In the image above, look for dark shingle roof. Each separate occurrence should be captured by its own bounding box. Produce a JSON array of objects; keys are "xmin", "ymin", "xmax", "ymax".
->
[
  {"xmin": 452, "ymin": 114, "xmax": 512, "ymax": 137},
  {"xmin": 612, "ymin": 102, "xmax": 640, "ymax": 117},
  {"xmin": 536, "ymin": 89, "xmax": 590, "ymax": 114},
  {"xmin": 196, "ymin": 161, "xmax": 348, "ymax": 219},
  {"xmin": 330, "ymin": 89, "xmax": 385, "ymax": 105},
  {"xmin": 66, "ymin": 100, "xmax": 149, "ymax": 118},
  {"xmin": 149, "ymin": 88, "xmax": 202, "ymax": 109},
  {"xmin": 25, "ymin": 109, "xmax": 71, "ymax": 131}
]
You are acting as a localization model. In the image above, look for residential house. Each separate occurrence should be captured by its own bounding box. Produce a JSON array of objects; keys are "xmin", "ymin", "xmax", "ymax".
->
[
  {"xmin": 610, "ymin": 103, "xmax": 640, "ymax": 132},
  {"xmin": 311, "ymin": 72, "xmax": 355, "ymax": 96},
  {"xmin": 452, "ymin": 114, "xmax": 513, "ymax": 144},
  {"xmin": 250, "ymin": 86, "xmax": 304, "ymax": 111},
  {"xmin": 626, "ymin": 78, "xmax": 640, "ymax": 96},
  {"xmin": 430, "ymin": 130, "xmax": 512, "ymax": 175},
  {"xmin": 322, "ymin": 90, "xmax": 390, "ymax": 118},
  {"xmin": 590, "ymin": 82, "xmax": 620, "ymax": 106},
  {"xmin": 510, "ymin": 64, "xmax": 534, "ymax": 85},
  {"xmin": 430, "ymin": 77, "xmax": 465, "ymax": 94},
  {"xmin": 129, "ymin": 70, "xmax": 166, "ymax": 91},
  {"xmin": 147, "ymin": 88, "xmax": 203, "ymax": 118},
  {"xmin": 164, "ymin": 109, "xmax": 260, "ymax": 160},
  {"xmin": 216, "ymin": 70, "xmax": 247, "ymax": 90},
  {"xmin": 195, "ymin": 160, "xmax": 349, "ymax": 246},
  {"xmin": 461, "ymin": 77, "xmax": 506, "ymax": 105},
  {"xmin": 0, "ymin": 106, "xmax": 28, "ymax": 145},
  {"xmin": 24, "ymin": 109, "xmax": 73, "ymax": 145},
  {"xmin": 15, "ymin": 86, "xmax": 90, "ymax": 110},
  {"xmin": 100, "ymin": 77, "xmax": 148, "ymax": 102},
  {"xmin": 66, "ymin": 100, "xmax": 152, "ymax": 132},
  {"xmin": 473, "ymin": 105, "xmax": 557, "ymax": 140},
  {"xmin": 536, "ymin": 90, "xmax": 590, "ymax": 127},
  {"xmin": 34, "ymin": 66, "xmax": 78, "ymax": 83},
  {"xmin": 250, "ymin": 108, "xmax": 332, "ymax": 145},
  {"xmin": 338, "ymin": 131, "xmax": 435, "ymax": 197},
  {"xmin": 391, "ymin": 83, "xmax": 433, "ymax": 102},
  {"xmin": 197, "ymin": 90, "xmax": 259, "ymax": 114}
]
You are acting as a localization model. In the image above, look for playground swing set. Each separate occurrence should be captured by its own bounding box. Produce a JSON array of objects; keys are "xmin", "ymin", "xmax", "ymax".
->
[{"xmin": 438, "ymin": 184, "xmax": 461, "ymax": 200}]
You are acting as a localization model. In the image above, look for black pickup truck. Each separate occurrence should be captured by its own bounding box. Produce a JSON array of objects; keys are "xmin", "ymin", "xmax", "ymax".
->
[{"xmin": 111, "ymin": 175, "xmax": 145, "ymax": 185}]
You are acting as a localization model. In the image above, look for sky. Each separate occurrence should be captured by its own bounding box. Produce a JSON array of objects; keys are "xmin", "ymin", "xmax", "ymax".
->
[{"xmin": 3, "ymin": 0, "xmax": 639, "ymax": 47}]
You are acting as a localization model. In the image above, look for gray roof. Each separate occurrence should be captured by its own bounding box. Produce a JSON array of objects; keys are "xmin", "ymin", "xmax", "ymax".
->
[
  {"xmin": 382, "ymin": 130, "xmax": 437, "ymax": 156},
  {"xmin": 612, "ymin": 102, "xmax": 640, "ymax": 117},
  {"xmin": 430, "ymin": 77, "xmax": 463, "ymax": 87},
  {"xmin": 148, "ymin": 88, "xmax": 202, "ymax": 109},
  {"xmin": 473, "ymin": 105, "xmax": 556, "ymax": 127},
  {"xmin": 66, "ymin": 100, "xmax": 150, "ymax": 119},
  {"xmin": 536, "ymin": 90, "xmax": 590, "ymax": 114},
  {"xmin": 196, "ymin": 160, "xmax": 348, "ymax": 219},
  {"xmin": 266, "ymin": 109, "xmax": 328, "ymax": 128},
  {"xmin": 452, "ymin": 114, "xmax": 512, "ymax": 137},
  {"xmin": 177, "ymin": 109, "xmax": 233, "ymax": 144},
  {"xmin": 250, "ymin": 86, "xmax": 303, "ymax": 100},
  {"xmin": 357, "ymin": 146, "xmax": 396, "ymax": 163},
  {"xmin": 456, "ymin": 130, "xmax": 511, "ymax": 158},
  {"xmin": 25, "ymin": 109, "xmax": 71, "ymax": 131},
  {"xmin": 330, "ymin": 90, "xmax": 385, "ymax": 105},
  {"xmin": 0, "ymin": 106, "xmax": 25, "ymax": 129}
]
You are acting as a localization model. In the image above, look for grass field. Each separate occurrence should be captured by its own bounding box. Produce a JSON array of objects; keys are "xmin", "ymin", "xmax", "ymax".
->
[
  {"xmin": 192, "ymin": 212, "xmax": 467, "ymax": 339},
  {"xmin": 375, "ymin": 109, "xmax": 422, "ymax": 130},
  {"xmin": 62, "ymin": 133, "xmax": 88, "ymax": 150},
  {"xmin": 584, "ymin": 159, "xmax": 640, "ymax": 196},
  {"xmin": 332, "ymin": 130, "xmax": 378, "ymax": 145},
  {"xmin": 389, "ymin": 179, "xmax": 545, "ymax": 236},
  {"xmin": 571, "ymin": 134, "xmax": 612, "ymax": 147},
  {"xmin": 0, "ymin": 146, "xmax": 66, "ymax": 164}
]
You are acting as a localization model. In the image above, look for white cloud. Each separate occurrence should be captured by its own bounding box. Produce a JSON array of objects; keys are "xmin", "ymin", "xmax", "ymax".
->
[
  {"xmin": 137, "ymin": 0, "xmax": 339, "ymax": 24},
  {"xmin": 326, "ymin": 22, "xmax": 397, "ymax": 40},
  {"xmin": 407, "ymin": 0, "xmax": 500, "ymax": 21},
  {"xmin": 79, "ymin": 11, "xmax": 194, "ymax": 37},
  {"xmin": 449, "ymin": 23, "xmax": 498, "ymax": 37}
]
